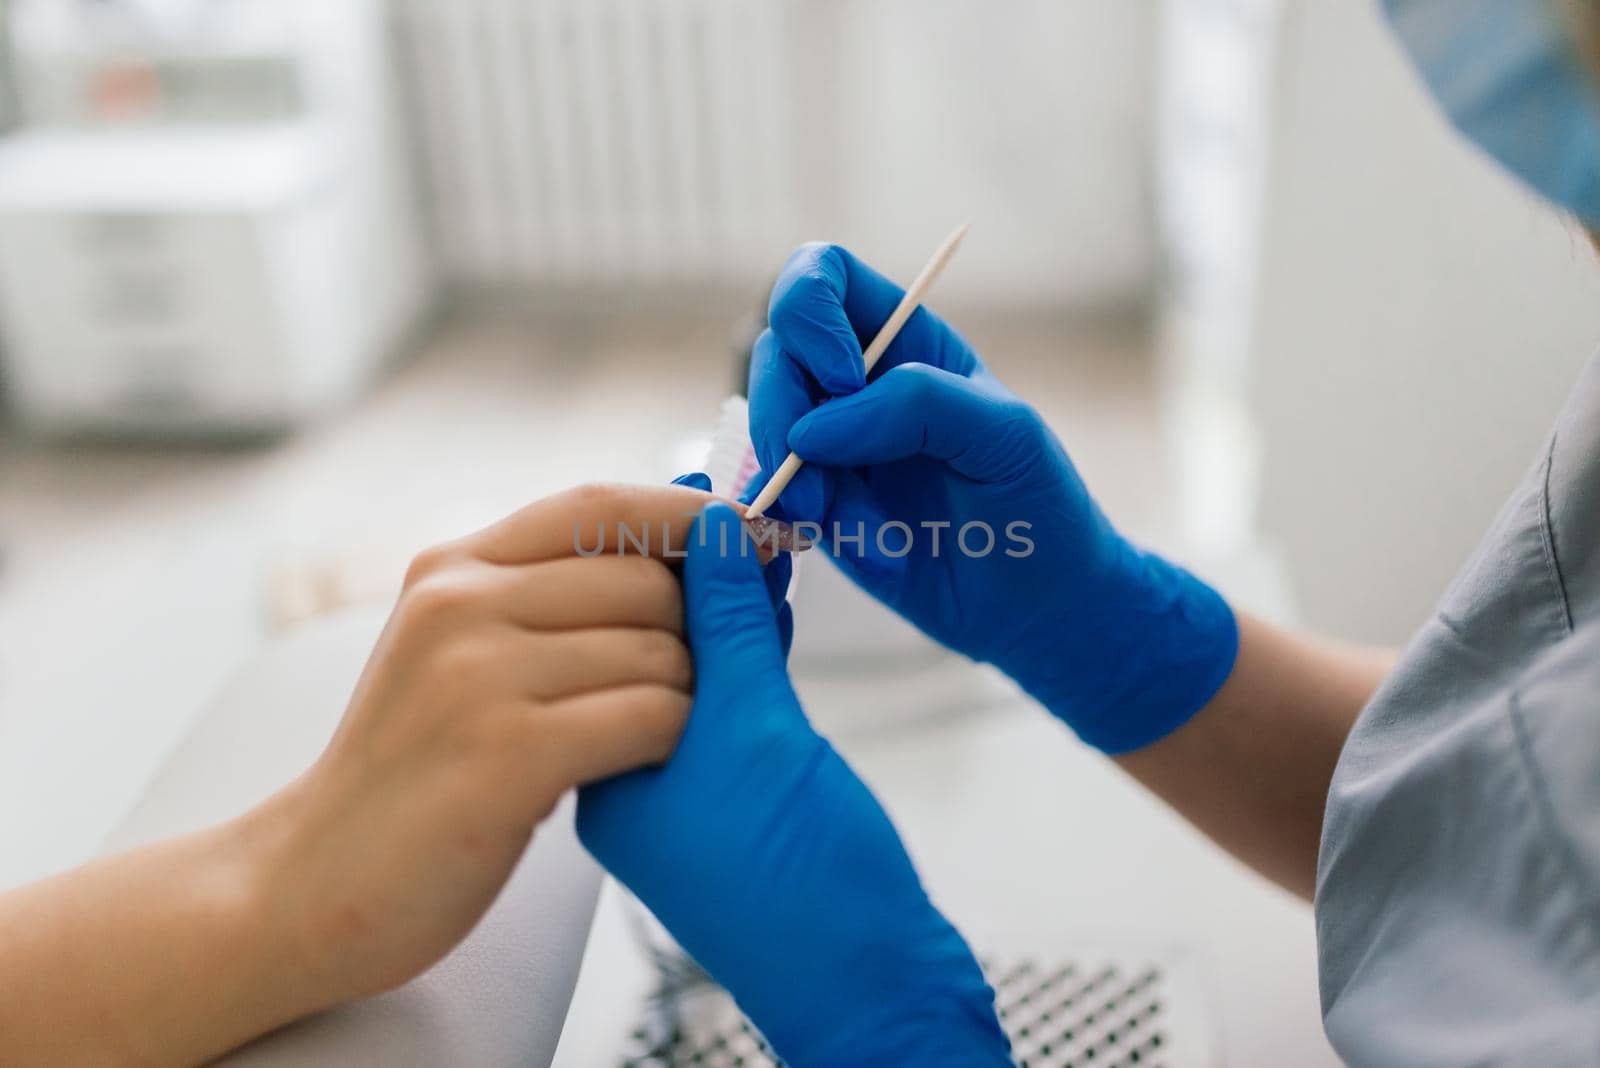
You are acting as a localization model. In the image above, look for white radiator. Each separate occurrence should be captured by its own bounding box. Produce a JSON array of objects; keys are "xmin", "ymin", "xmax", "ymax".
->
[{"xmin": 395, "ymin": 0, "xmax": 796, "ymax": 288}]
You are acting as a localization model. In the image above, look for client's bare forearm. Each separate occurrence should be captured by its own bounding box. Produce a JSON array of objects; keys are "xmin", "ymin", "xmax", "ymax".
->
[
  {"xmin": 1115, "ymin": 612, "xmax": 1395, "ymax": 900},
  {"xmin": 0, "ymin": 797, "xmax": 317, "ymax": 1068}
]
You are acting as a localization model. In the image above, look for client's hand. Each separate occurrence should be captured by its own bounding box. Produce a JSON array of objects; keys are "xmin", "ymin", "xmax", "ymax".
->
[
  {"xmin": 578, "ymin": 503, "xmax": 1011, "ymax": 1067},
  {"xmin": 0, "ymin": 482, "xmax": 736, "ymax": 1068},
  {"xmin": 260, "ymin": 482, "xmax": 718, "ymax": 1004}
]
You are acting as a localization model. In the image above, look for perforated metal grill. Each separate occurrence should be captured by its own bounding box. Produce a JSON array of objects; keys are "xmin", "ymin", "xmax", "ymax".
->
[
  {"xmin": 616, "ymin": 949, "xmax": 1216, "ymax": 1068},
  {"xmin": 993, "ymin": 959, "xmax": 1170, "ymax": 1068}
]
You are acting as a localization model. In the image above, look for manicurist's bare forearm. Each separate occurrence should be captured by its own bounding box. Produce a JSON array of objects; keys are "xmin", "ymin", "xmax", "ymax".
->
[
  {"xmin": 1115, "ymin": 611, "xmax": 1395, "ymax": 900},
  {"xmin": 0, "ymin": 795, "xmax": 320, "ymax": 1068}
]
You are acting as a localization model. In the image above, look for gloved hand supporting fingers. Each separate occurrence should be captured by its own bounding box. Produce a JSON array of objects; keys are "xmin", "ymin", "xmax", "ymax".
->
[
  {"xmin": 762, "ymin": 547, "xmax": 796, "ymax": 658},
  {"xmin": 683, "ymin": 503, "xmax": 791, "ymax": 703},
  {"xmin": 775, "ymin": 600, "xmax": 795, "ymax": 658},
  {"xmin": 573, "ymin": 505, "xmax": 1009, "ymax": 1067},
  {"xmin": 762, "ymin": 547, "xmax": 793, "ymax": 610},
  {"xmin": 677, "ymin": 472, "xmax": 796, "ymax": 656}
]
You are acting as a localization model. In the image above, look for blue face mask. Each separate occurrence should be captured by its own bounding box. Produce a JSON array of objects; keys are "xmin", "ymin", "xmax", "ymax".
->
[{"xmin": 1386, "ymin": 0, "xmax": 1600, "ymax": 225}]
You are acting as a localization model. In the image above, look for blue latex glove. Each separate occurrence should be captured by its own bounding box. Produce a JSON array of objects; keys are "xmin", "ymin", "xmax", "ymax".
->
[
  {"xmin": 747, "ymin": 243, "xmax": 1238, "ymax": 754},
  {"xmin": 671, "ymin": 470, "xmax": 795, "ymax": 654},
  {"xmin": 577, "ymin": 502, "xmax": 1010, "ymax": 1066}
]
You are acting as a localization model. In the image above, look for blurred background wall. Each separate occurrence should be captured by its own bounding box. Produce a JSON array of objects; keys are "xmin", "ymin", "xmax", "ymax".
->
[
  {"xmin": 1248, "ymin": 0, "xmax": 1600, "ymax": 644},
  {"xmin": 5, "ymin": 2, "xmax": 1599, "ymax": 630},
  {"xmin": 396, "ymin": 0, "xmax": 1157, "ymax": 308}
]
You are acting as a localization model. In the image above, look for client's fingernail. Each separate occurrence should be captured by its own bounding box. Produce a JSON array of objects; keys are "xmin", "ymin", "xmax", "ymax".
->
[{"xmin": 744, "ymin": 514, "xmax": 814, "ymax": 554}]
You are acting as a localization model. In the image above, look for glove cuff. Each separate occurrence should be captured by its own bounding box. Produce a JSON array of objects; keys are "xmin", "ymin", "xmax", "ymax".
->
[{"xmin": 1018, "ymin": 549, "xmax": 1240, "ymax": 755}]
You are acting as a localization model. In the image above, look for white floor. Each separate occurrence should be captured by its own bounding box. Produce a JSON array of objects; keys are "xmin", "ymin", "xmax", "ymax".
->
[{"xmin": 0, "ymin": 308, "xmax": 1337, "ymax": 1065}]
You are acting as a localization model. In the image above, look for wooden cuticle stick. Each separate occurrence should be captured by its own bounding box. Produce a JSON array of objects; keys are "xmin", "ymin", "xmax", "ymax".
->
[{"xmin": 743, "ymin": 222, "xmax": 971, "ymax": 521}]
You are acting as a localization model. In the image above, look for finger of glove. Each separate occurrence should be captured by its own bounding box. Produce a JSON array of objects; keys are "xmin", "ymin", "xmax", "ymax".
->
[
  {"xmin": 747, "ymin": 327, "xmax": 829, "ymax": 521},
  {"xmin": 764, "ymin": 549, "xmax": 795, "ymax": 658},
  {"xmin": 768, "ymin": 243, "xmax": 980, "ymax": 388},
  {"xmin": 763, "ymin": 548, "xmax": 793, "ymax": 612},
  {"xmin": 672, "ymin": 471, "xmax": 714, "ymax": 492},
  {"xmin": 685, "ymin": 503, "xmax": 791, "ymax": 699},
  {"xmin": 665, "ymin": 476, "xmax": 790, "ymax": 611},
  {"xmin": 776, "ymin": 600, "xmax": 795, "ymax": 659},
  {"xmin": 789, "ymin": 363, "xmax": 1035, "ymax": 484}
]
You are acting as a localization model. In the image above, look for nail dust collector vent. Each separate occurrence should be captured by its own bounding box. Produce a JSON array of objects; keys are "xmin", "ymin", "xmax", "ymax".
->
[{"xmin": 617, "ymin": 949, "xmax": 1218, "ymax": 1068}]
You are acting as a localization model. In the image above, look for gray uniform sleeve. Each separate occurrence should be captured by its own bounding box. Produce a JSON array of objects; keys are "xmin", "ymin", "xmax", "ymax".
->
[{"xmin": 1315, "ymin": 354, "xmax": 1600, "ymax": 1067}]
